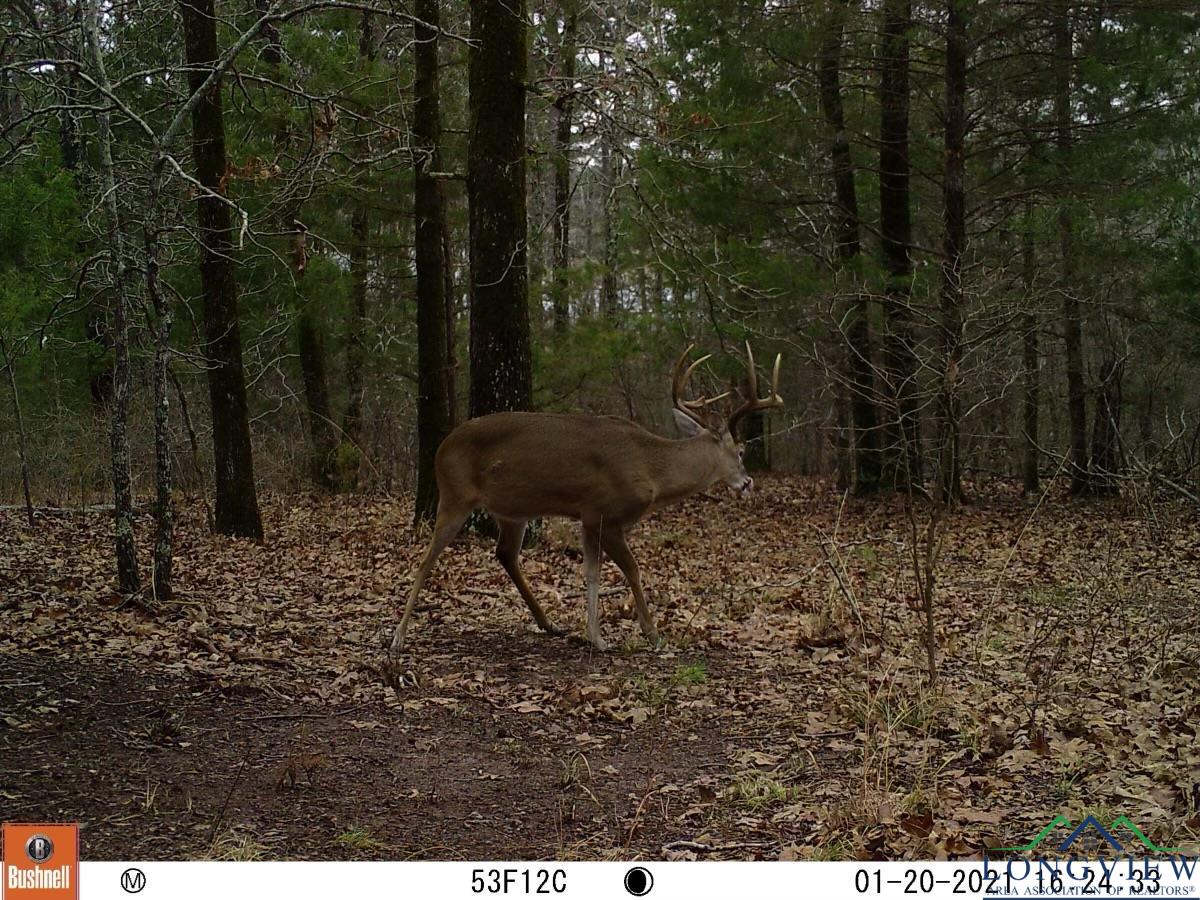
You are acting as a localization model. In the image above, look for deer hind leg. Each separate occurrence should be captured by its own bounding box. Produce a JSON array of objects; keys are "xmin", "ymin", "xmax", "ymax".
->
[
  {"xmin": 390, "ymin": 501, "xmax": 471, "ymax": 656},
  {"xmin": 581, "ymin": 522, "xmax": 607, "ymax": 651},
  {"xmin": 495, "ymin": 517, "xmax": 566, "ymax": 636},
  {"xmin": 601, "ymin": 528, "xmax": 661, "ymax": 643}
]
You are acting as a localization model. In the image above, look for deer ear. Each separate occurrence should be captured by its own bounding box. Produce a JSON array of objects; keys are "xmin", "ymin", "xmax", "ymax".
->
[{"xmin": 673, "ymin": 408, "xmax": 706, "ymax": 437}]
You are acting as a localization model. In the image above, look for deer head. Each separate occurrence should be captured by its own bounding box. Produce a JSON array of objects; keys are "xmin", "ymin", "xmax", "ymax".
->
[{"xmin": 671, "ymin": 342, "xmax": 784, "ymax": 495}]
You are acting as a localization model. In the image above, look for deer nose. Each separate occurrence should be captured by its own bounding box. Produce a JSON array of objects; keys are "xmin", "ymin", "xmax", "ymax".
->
[{"xmin": 742, "ymin": 477, "xmax": 754, "ymax": 495}]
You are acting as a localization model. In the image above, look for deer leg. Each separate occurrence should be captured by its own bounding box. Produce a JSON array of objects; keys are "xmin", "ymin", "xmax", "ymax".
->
[
  {"xmin": 391, "ymin": 504, "xmax": 470, "ymax": 656},
  {"xmin": 601, "ymin": 528, "xmax": 661, "ymax": 643},
  {"xmin": 581, "ymin": 523, "xmax": 607, "ymax": 651},
  {"xmin": 495, "ymin": 517, "xmax": 566, "ymax": 636}
]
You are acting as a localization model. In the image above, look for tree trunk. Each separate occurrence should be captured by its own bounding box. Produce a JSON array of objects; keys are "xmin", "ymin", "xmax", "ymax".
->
[
  {"xmin": 413, "ymin": 0, "xmax": 454, "ymax": 525},
  {"xmin": 1088, "ymin": 358, "xmax": 1123, "ymax": 493},
  {"xmin": 600, "ymin": 14, "xmax": 625, "ymax": 321},
  {"xmin": 1054, "ymin": 0, "xmax": 1089, "ymax": 495},
  {"xmin": 48, "ymin": 0, "xmax": 82, "ymax": 173},
  {"xmin": 254, "ymin": 0, "xmax": 282, "ymax": 66},
  {"xmin": 551, "ymin": 0, "xmax": 577, "ymax": 334},
  {"xmin": 468, "ymin": 0, "xmax": 533, "ymax": 418},
  {"xmin": 180, "ymin": 0, "xmax": 263, "ymax": 538},
  {"xmin": 937, "ymin": 0, "xmax": 967, "ymax": 505},
  {"xmin": 47, "ymin": 0, "xmax": 107, "ymax": 411},
  {"xmin": 0, "ymin": 335, "xmax": 34, "ymax": 526},
  {"xmin": 834, "ymin": 387, "xmax": 851, "ymax": 492},
  {"xmin": 818, "ymin": 0, "xmax": 881, "ymax": 496},
  {"xmin": 878, "ymin": 0, "xmax": 924, "ymax": 492},
  {"xmin": 344, "ymin": 205, "xmax": 369, "ymax": 451},
  {"xmin": 296, "ymin": 292, "xmax": 336, "ymax": 489},
  {"xmin": 82, "ymin": 0, "xmax": 140, "ymax": 593},
  {"xmin": 1021, "ymin": 201, "xmax": 1040, "ymax": 495},
  {"xmin": 144, "ymin": 174, "xmax": 174, "ymax": 603},
  {"xmin": 343, "ymin": 11, "xmax": 377, "ymax": 453},
  {"xmin": 442, "ymin": 207, "xmax": 458, "ymax": 421}
]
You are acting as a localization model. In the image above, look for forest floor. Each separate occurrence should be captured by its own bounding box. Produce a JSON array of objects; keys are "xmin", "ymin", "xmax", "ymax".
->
[{"xmin": 2, "ymin": 476, "xmax": 1199, "ymax": 861}]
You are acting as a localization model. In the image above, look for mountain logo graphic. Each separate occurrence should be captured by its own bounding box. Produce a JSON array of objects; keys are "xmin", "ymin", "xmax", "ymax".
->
[{"xmin": 995, "ymin": 814, "xmax": 1183, "ymax": 855}]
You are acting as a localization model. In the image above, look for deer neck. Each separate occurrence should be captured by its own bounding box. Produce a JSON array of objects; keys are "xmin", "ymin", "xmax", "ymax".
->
[{"xmin": 652, "ymin": 435, "xmax": 722, "ymax": 506}]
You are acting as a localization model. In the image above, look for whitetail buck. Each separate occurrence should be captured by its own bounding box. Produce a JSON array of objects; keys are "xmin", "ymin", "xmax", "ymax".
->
[{"xmin": 390, "ymin": 344, "xmax": 784, "ymax": 654}]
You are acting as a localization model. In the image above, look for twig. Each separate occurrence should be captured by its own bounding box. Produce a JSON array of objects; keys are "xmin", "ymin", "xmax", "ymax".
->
[{"xmin": 208, "ymin": 754, "xmax": 249, "ymax": 845}]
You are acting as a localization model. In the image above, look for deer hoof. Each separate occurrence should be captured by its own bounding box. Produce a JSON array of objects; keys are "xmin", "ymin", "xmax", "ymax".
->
[{"xmin": 388, "ymin": 632, "xmax": 406, "ymax": 658}]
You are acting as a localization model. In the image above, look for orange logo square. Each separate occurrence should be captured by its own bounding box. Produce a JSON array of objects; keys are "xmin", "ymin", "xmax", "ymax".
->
[{"xmin": 2, "ymin": 823, "xmax": 78, "ymax": 900}]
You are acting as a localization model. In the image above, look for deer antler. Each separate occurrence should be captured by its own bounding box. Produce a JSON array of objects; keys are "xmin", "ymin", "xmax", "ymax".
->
[
  {"xmin": 728, "ymin": 342, "xmax": 784, "ymax": 438},
  {"xmin": 671, "ymin": 344, "xmax": 731, "ymax": 428}
]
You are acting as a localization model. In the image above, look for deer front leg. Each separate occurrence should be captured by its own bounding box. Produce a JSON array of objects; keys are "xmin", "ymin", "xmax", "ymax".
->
[
  {"xmin": 581, "ymin": 523, "xmax": 607, "ymax": 651},
  {"xmin": 601, "ymin": 528, "xmax": 660, "ymax": 644}
]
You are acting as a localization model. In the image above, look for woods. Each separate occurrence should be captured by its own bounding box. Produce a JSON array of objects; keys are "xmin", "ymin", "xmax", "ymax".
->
[
  {"xmin": 3, "ymin": 0, "xmax": 1198, "ymax": 546},
  {"xmin": 2, "ymin": 0, "xmax": 1200, "ymax": 866}
]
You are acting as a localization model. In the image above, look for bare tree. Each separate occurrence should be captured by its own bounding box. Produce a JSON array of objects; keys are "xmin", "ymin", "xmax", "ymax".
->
[
  {"xmin": 937, "ymin": 0, "xmax": 968, "ymax": 504},
  {"xmin": 180, "ymin": 0, "xmax": 264, "ymax": 537},
  {"xmin": 413, "ymin": 0, "xmax": 453, "ymax": 524},
  {"xmin": 82, "ymin": 0, "xmax": 140, "ymax": 593},
  {"xmin": 878, "ymin": 0, "xmax": 924, "ymax": 491},
  {"xmin": 819, "ymin": 0, "xmax": 881, "ymax": 495},
  {"xmin": 468, "ymin": 0, "xmax": 533, "ymax": 418},
  {"xmin": 551, "ymin": 0, "xmax": 578, "ymax": 334},
  {"xmin": 1054, "ymin": 0, "xmax": 1089, "ymax": 496}
]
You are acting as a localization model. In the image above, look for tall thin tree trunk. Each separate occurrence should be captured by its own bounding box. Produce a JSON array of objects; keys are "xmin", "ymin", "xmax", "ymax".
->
[
  {"xmin": 937, "ymin": 0, "xmax": 967, "ymax": 505},
  {"xmin": 413, "ymin": 0, "xmax": 454, "ymax": 525},
  {"xmin": 48, "ymin": 0, "xmax": 109, "ymax": 411},
  {"xmin": 1021, "ymin": 201, "xmax": 1040, "ymax": 495},
  {"xmin": 344, "ymin": 205, "xmax": 369, "ymax": 451},
  {"xmin": 180, "ymin": 0, "xmax": 263, "ymax": 538},
  {"xmin": 819, "ymin": 0, "xmax": 881, "ymax": 496},
  {"xmin": 296, "ymin": 289, "xmax": 336, "ymax": 488},
  {"xmin": 442, "ymin": 209, "xmax": 458, "ymax": 421},
  {"xmin": 878, "ymin": 0, "xmax": 924, "ymax": 492},
  {"xmin": 343, "ymin": 11, "xmax": 377, "ymax": 453},
  {"xmin": 144, "ymin": 167, "xmax": 174, "ymax": 602},
  {"xmin": 1054, "ymin": 0, "xmax": 1089, "ymax": 495},
  {"xmin": 1088, "ymin": 358, "xmax": 1123, "ymax": 493},
  {"xmin": 82, "ymin": 0, "xmax": 140, "ymax": 593},
  {"xmin": 600, "ymin": 12, "xmax": 625, "ymax": 321},
  {"xmin": 468, "ymin": 0, "xmax": 533, "ymax": 418},
  {"xmin": 551, "ymin": 0, "xmax": 577, "ymax": 334},
  {"xmin": 48, "ymin": 0, "xmax": 82, "ymax": 172},
  {"xmin": 835, "ymin": 387, "xmax": 851, "ymax": 492},
  {"xmin": 0, "ymin": 335, "xmax": 34, "ymax": 525}
]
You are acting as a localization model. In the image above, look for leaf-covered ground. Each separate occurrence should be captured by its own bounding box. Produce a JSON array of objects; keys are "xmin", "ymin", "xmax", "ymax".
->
[{"xmin": 2, "ymin": 477, "xmax": 1198, "ymax": 860}]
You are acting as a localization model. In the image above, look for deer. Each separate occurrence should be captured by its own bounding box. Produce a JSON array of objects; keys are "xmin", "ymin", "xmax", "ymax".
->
[{"xmin": 390, "ymin": 344, "xmax": 784, "ymax": 655}]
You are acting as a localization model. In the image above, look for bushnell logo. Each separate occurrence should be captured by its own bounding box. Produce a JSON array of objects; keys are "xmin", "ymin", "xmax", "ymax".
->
[
  {"xmin": 24, "ymin": 834, "xmax": 54, "ymax": 864},
  {"xmin": 3, "ymin": 822, "xmax": 79, "ymax": 900}
]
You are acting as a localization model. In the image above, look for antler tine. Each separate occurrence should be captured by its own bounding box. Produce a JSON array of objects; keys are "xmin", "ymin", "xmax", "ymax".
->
[
  {"xmin": 743, "ymin": 341, "xmax": 758, "ymax": 401},
  {"xmin": 682, "ymin": 390, "xmax": 732, "ymax": 410},
  {"xmin": 670, "ymin": 344, "xmax": 696, "ymax": 403},
  {"xmin": 728, "ymin": 343, "xmax": 786, "ymax": 437},
  {"xmin": 683, "ymin": 353, "xmax": 712, "ymax": 386},
  {"xmin": 671, "ymin": 344, "xmax": 728, "ymax": 426}
]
